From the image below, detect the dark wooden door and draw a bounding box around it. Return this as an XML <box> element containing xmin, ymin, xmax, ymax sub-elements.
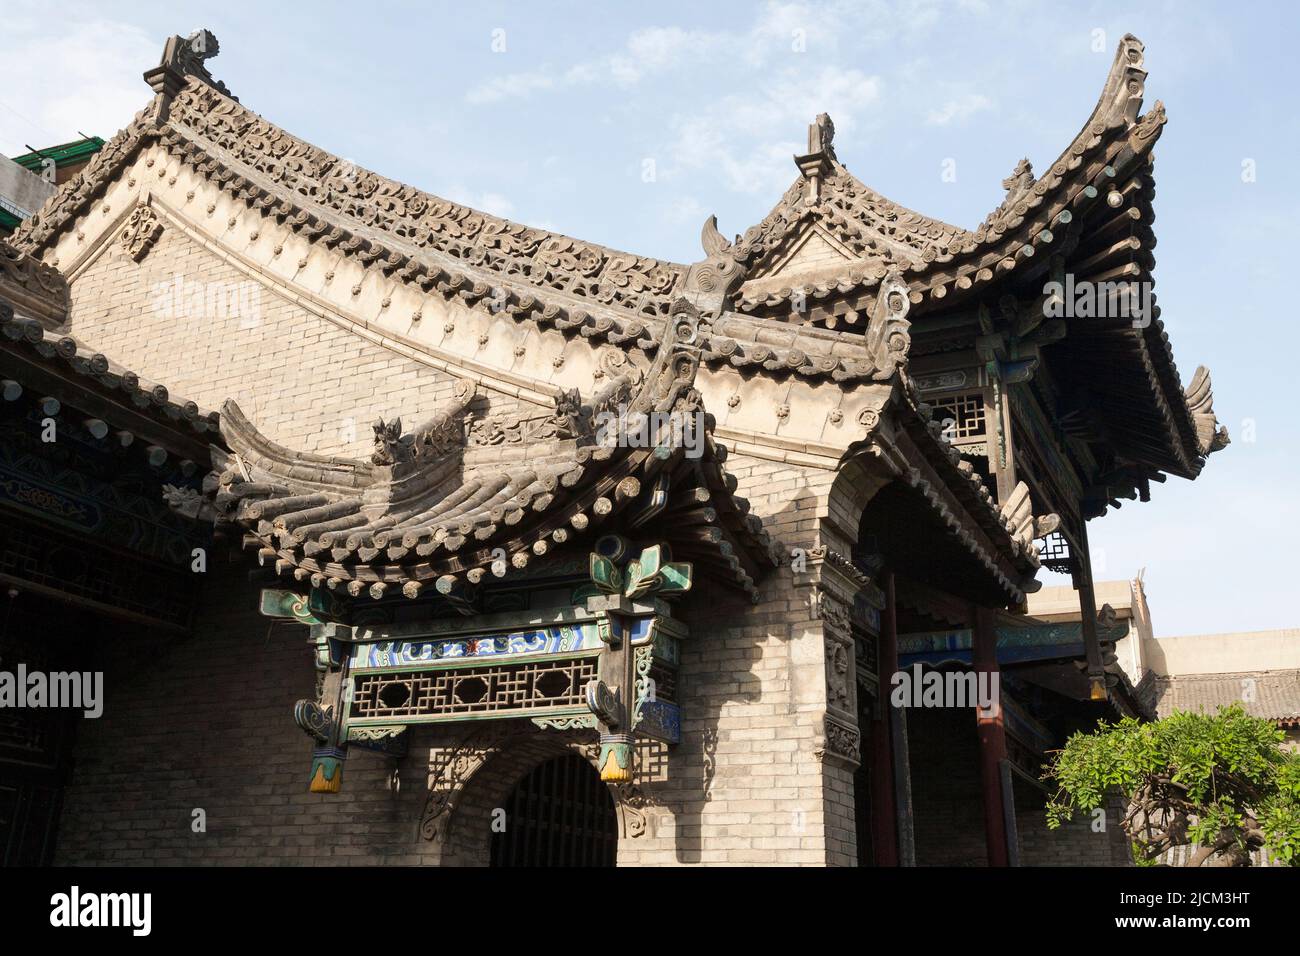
<box><xmin>489</xmin><ymin>753</ymin><xmax>618</xmax><ymax>867</ymax></box>
<box><xmin>0</xmin><ymin>594</ymin><xmax>78</xmax><ymax>867</ymax></box>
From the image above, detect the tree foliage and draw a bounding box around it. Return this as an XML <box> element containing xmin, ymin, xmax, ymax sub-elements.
<box><xmin>1044</xmin><ymin>704</ymin><xmax>1300</xmax><ymax>866</ymax></box>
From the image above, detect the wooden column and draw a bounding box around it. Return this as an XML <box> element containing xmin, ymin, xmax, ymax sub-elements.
<box><xmin>972</xmin><ymin>604</ymin><xmax>1011</xmax><ymax>867</ymax></box>
<box><xmin>869</xmin><ymin>570</ymin><xmax>900</xmax><ymax>866</ymax></box>
<box><xmin>1071</xmin><ymin>521</ymin><xmax>1108</xmax><ymax>701</ymax></box>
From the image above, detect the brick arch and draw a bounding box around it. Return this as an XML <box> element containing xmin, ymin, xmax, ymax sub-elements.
<box><xmin>818</xmin><ymin>448</ymin><xmax>898</xmax><ymax>558</ymax></box>
<box><xmin>806</xmin><ymin>446</ymin><xmax>905</xmax><ymax>866</ymax></box>
<box><xmin>437</xmin><ymin>730</ymin><xmax>613</xmax><ymax>866</ymax></box>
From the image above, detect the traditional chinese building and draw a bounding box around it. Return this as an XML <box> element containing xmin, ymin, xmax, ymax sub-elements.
<box><xmin>0</xmin><ymin>30</ymin><xmax>1226</xmax><ymax>866</ymax></box>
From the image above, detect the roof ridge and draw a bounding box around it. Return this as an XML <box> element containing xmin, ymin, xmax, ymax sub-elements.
<box><xmin>199</xmin><ymin>302</ymin><xmax>783</xmax><ymax>600</ymax></box>
<box><xmin>979</xmin><ymin>34</ymin><xmax>1149</xmax><ymax>233</ymax></box>
<box><xmin>165</xmin><ymin>78</ymin><xmax>687</xmax><ymax>320</ymax></box>
<box><xmin>731</xmin><ymin>160</ymin><xmax>974</xmax><ymax>279</ymax></box>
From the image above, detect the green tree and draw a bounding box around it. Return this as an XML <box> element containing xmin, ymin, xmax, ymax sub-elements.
<box><xmin>1044</xmin><ymin>704</ymin><xmax>1300</xmax><ymax>866</ymax></box>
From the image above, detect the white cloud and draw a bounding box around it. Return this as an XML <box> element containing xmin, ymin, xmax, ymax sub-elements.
<box><xmin>463</xmin><ymin>1</ymin><xmax>875</xmax><ymax>106</ymax></box>
<box><xmin>0</xmin><ymin>17</ymin><xmax>156</xmax><ymax>156</ymax></box>
<box><xmin>466</xmin><ymin>25</ymin><xmax>734</xmax><ymax>105</ymax></box>
<box><xmin>452</xmin><ymin>190</ymin><xmax>515</xmax><ymax>219</ymax></box>
<box><xmin>925</xmin><ymin>92</ymin><xmax>994</xmax><ymax>126</ymax></box>
<box><xmin>661</xmin><ymin>195</ymin><xmax>708</xmax><ymax>226</ymax></box>
<box><xmin>660</xmin><ymin>66</ymin><xmax>883</xmax><ymax>195</ymax></box>
<box><xmin>465</xmin><ymin>71</ymin><xmax>556</xmax><ymax>106</ymax></box>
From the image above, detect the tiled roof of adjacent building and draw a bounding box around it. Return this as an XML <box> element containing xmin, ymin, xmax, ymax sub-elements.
<box><xmin>1146</xmin><ymin>670</ymin><xmax>1300</xmax><ymax>725</ymax></box>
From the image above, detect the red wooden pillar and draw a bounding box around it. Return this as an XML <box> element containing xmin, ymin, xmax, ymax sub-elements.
<box><xmin>972</xmin><ymin>605</ymin><xmax>1010</xmax><ymax>867</ymax></box>
<box><xmin>869</xmin><ymin>570</ymin><xmax>900</xmax><ymax>865</ymax></box>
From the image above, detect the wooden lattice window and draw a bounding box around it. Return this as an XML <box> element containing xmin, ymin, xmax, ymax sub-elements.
<box><xmin>928</xmin><ymin>391</ymin><xmax>986</xmax><ymax>440</ymax></box>
<box><xmin>350</xmin><ymin>656</ymin><xmax>599</xmax><ymax>721</ymax></box>
<box><xmin>1038</xmin><ymin>532</ymin><xmax>1073</xmax><ymax>574</ymax></box>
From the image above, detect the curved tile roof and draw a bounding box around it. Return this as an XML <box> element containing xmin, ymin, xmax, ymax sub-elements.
<box><xmin>4</xmin><ymin>29</ymin><xmax>1222</xmax><ymax>513</ymax></box>
<box><xmin>733</xmin><ymin>35</ymin><xmax>1158</xmax><ymax>318</ymax></box>
<box><xmin>1147</xmin><ymin>671</ymin><xmax>1300</xmax><ymax>724</ymax></box>
<box><xmin>0</xmin><ymin>293</ymin><xmax>221</xmax><ymax>453</ymax></box>
<box><xmin>203</xmin><ymin>301</ymin><xmax>783</xmax><ymax>601</ymax></box>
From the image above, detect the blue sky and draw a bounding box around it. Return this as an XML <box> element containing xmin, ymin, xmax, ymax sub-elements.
<box><xmin>1</xmin><ymin>0</ymin><xmax>1296</xmax><ymax>635</ymax></box>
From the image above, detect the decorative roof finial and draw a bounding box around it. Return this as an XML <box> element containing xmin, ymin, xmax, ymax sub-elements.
<box><xmin>794</xmin><ymin>113</ymin><xmax>837</xmax><ymax>205</ymax></box>
<box><xmin>1001</xmin><ymin>158</ymin><xmax>1034</xmax><ymax>201</ymax></box>
<box><xmin>144</xmin><ymin>28</ymin><xmax>235</xmax><ymax>111</ymax></box>
<box><xmin>809</xmin><ymin>113</ymin><xmax>836</xmax><ymax>160</ymax></box>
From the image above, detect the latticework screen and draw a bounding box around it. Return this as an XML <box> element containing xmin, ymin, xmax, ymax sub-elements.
<box><xmin>351</xmin><ymin>656</ymin><xmax>599</xmax><ymax>721</ymax></box>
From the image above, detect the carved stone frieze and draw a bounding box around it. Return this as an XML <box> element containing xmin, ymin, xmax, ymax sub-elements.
<box><xmin>817</xmin><ymin>713</ymin><xmax>861</xmax><ymax>768</ymax></box>
<box><xmin>609</xmin><ymin>782</ymin><xmax>655</xmax><ymax>839</ymax></box>
<box><xmin>119</xmin><ymin>205</ymin><xmax>163</xmax><ymax>261</ymax></box>
<box><xmin>825</xmin><ymin>637</ymin><xmax>853</xmax><ymax>713</ymax></box>
<box><xmin>817</xmin><ymin>591</ymin><xmax>852</xmax><ymax>642</ymax></box>
<box><xmin>164</xmin><ymin>82</ymin><xmax>683</xmax><ymax>320</ymax></box>
<box><xmin>465</xmin><ymin>390</ymin><xmax>586</xmax><ymax>447</ymax></box>
<box><xmin>418</xmin><ymin>724</ymin><xmax>518</xmax><ymax>843</ymax></box>
<box><xmin>161</xmin><ymin>483</ymin><xmax>216</xmax><ymax>522</ymax></box>
<box><xmin>804</xmin><ymin>548</ymin><xmax>875</xmax><ymax>727</ymax></box>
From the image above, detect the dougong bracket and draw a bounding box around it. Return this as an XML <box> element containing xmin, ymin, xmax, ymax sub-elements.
<box><xmin>585</xmin><ymin>535</ymin><xmax>692</xmax><ymax>781</ymax></box>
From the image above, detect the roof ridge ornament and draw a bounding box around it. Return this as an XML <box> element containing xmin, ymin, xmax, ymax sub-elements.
<box><xmin>1000</xmin><ymin>481</ymin><xmax>1060</xmax><ymax>557</ymax></box>
<box><xmin>981</xmin><ymin>157</ymin><xmax>1037</xmax><ymax>230</ymax></box>
<box><xmin>1099</xmin><ymin>33</ymin><xmax>1146</xmax><ymax>129</ymax></box>
<box><xmin>682</xmin><ymin>215</ymin><xmax>747</xmax><ymax>313</ymax></box>
<box><xmin>144</xmin><ymin>28</ymin><xmax>235</xmax><ymax>116</ymax></box>
<box><xmin>1002</xmin><ymin>158</ymin><xmax>1035</xmax><ymax>203</ymax></box>
<box><xmin>627</xmin><ymin>298</ymin><xmax>704</xmax><ymax>416</ymax></box>
<box><xmin>793</xmin><ymin>113</ymin><xmax>837</xmax><ymax>205</ymax></box>
<box><xmin>1185</xmin><ymin>366</ymin><xmax>1230</xmax><ymax>456</ymax></box>
<box><xmin>863</xmin><ymin>270</ymin><xmax>911</xmax><ymax>380</ymax></box>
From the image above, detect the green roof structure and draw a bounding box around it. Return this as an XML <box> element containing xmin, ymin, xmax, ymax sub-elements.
<box><xmin>11</xmin><ymin>136</ymin><xmax>105</xmax><ymax>173</ymax></box>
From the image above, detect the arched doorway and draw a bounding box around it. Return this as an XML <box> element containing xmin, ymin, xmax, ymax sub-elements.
<box><xmin>489</xmin><ymin>753</ymin><xmax>618</xmax><ymax>867</ymax></box>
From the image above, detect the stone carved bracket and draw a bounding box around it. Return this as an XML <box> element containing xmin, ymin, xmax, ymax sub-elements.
<box><xmin>610</xmin><ymin>782</ymin><xmax>655</xmax><ymax>839</ymax></box>
<box><xmin>1001</xmin><ymin>480</ymin><xmax>1060</xmax><ymax>559</ymax></box>
<box><xmin>418</xmin><ymin>724</ymin><xmax>520</xmax><ymax>843</ymax></box>
<box><xmin>816</xmin><ymin>713</ymin><xmax>862</xmax><ymax>769</ymax></box>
